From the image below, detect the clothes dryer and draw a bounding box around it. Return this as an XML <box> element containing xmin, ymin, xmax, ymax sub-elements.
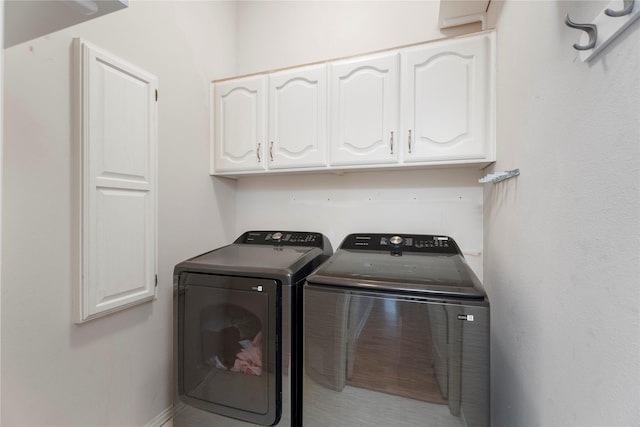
<box><xmin>174</xmin><ymin>231</ymin><xmax>332</xmax><ymax>426</ymax></box>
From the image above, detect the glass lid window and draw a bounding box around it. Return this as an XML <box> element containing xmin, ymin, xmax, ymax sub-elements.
<box><xmin>179</xmin><ymin>275</ymin><xmax>278</xmax><ymax>421</ymax></box>
<box><xmin>320</xmin><ymin>251</ymin><xmax>475</xmax><ymax>287</ymax></box>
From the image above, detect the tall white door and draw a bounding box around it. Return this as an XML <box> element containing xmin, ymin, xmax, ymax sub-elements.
<box><xmin>213</xmin><ymin>76</ymin><xmax>267</xmax><ymax>172</ymax></box>
<box><xmin>401</xmin><ymin>32</ymin><xmax>495</xmax><ymax>163</ymax></box>
<box><xmin>329</xmin><ymin>51</ymin><xmax>400</xmax><ymax>166</ymax></box>
<box><xmin>76</xmin><ymin>39</ymin><xmax>158</xmax><ymax>322</ymax></box>
<box><xmin>268</xmin><ymin>64</ymin><xmax>327</xmax><ymax>169</ymax></box>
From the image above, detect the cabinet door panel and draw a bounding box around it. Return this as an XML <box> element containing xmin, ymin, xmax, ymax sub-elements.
<box><xmin>330</xmin><ymin>52</ymin><xmax>399</xmax><ymax>166</ymax></box>
<box><xmin>402</xmin><ymin>32</ymin><xmax>495</xmax><ymax>163</ymax></box>
<box><xmin>76</xmin><ymin>39</ymin><xmax>157</xmax><ymax>323</ymax></box>
<box><xmin>213</xmin><ymin>76</ymin><xmax>266</xmax><ymax>172</ymax></box>
<box><xmin>268</xmin><ymin>64</ymin><xmax>327</xmax><ymax>169</ymax></box>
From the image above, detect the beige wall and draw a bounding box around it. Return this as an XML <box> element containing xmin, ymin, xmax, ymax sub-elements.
<box><xmin>4</xmin><ymin>1</ymin><xmax>637</xmax><ymax>426</ymax></box>
<box><xmin>2</xmin><ymin>2</ymin><xmax>236</xmax><ymax>425</ymax></box>
<box><xmin>233</xmin><ymin>1</ymin><xmax>486</xmax><ymax>278</ymax></box>
<box><xmin>234</xmin><ymin>1</ymin><xmax>640</xmax><ymax>426</ymax></box>
<box><xmin>485</xmin><ymin>1</ymin><xmax>640</xmax><ymax>425</ymax></box>
<box><xmin>0</xmin><ymin>3</ymin><xmax>3</xmax><ymax>423</ymax></box>
<box><xmin>235</xmin><ymin>0</ymin><xmax>480</xmax><ymax>76</ymax></box>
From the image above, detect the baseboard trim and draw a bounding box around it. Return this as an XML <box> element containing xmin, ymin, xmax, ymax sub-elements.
<box><xmin>172</xmin><ymin>401</ymin><xmax>187</xmax><ymax>417</ymax></box>
<box><xmin>144</xmin><ymin>406</ymin><xmax>173</xmax><ymax>427</ymax></box>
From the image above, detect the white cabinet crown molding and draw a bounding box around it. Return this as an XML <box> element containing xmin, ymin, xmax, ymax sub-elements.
<box><xmin>438</xmin><ymin>0</ymin><xmax>490</xmax><ymax>29</ymax></box>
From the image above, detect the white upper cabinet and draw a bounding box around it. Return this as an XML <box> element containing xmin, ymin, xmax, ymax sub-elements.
<box><xmin>213</xmin><ymin>75</ymin><xmax>267</xmax><ymax>172</ymax></box>
<box><xmin>268</xmin><ymin>64</ymin><xmax>328</xmax><ymax>169</ymax></box>
<box><xmin>210</xmin><ymin>30</ymin><xmax>495</xmax><ymax>176</ymax></box>
<box><xmin>329</xmin><ymin>51</ymin><xmax>400</xmax><ymax>166</ymax></box>
<box><xmin>401</xmin><ymin>31</ymin><xmax>495</xmax><ymax>164</ymax></box>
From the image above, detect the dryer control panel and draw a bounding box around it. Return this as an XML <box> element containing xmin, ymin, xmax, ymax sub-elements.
<box><xmin>235</xmin><ymin>230</ymin><xmax>329</xmax><ymax>249</ymax></box>
<box><xmin>340</xmin><ymin>233</ymin><xmax>460</xmax><ymax>254</ymax></box>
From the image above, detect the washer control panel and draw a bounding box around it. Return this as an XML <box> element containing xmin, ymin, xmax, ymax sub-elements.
<box><xmin>236</xmin><ymin>230</ymin><xmax>326</xmax><ymax>248</ymax></box>
<box><xmin>341</xmin><ymin>233</ymin><xmax>459</xmax><ymax>254</ymax></box>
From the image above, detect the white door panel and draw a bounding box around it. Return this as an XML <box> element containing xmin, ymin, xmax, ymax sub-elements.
<box><xmin>76</xmin><ymin>39</ymin><xmax>158</xmax><ymax>322</ymax></box>
<box><xmin>268</xmin><ymin>64</ymin><xmax>327</xmax><ymax>169</ymax></box>
<box><xmin>213</xmin><ymin>76</ymin><xmax>266</xmax><ymax>172</ymax></box>
<box><xmin>330</xmin><ymin>52</ymin><xmax>399</xmax><ymax>165</ymax></box>
<box><xmin>402</xmin><ymin>32</ymin><xmax>494</xmax><ymax>162</ymax></box>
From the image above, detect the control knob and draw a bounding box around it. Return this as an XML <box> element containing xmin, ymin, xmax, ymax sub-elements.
<box><xmin>272</xmin><ymin>232</ymin><xmax>283</xmax><ymax>242</ymax></box>
<box><xmin>389</xmin><ymin>235</ymin><xmax>403</xmax><ymax>247</ymax></box>
<box><xmin>389</xmin><ymin>235</ymin><xmax>403</xmax><ymax>256</ymax></box>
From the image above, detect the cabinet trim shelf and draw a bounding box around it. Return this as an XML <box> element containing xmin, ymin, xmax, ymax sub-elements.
<box><xmin>211</xmin><ymin>159</ymin><xmax>495</xmax><ymax>180</ymax></box>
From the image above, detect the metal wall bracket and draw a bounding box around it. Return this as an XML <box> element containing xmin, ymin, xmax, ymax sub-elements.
<box><xmin>479</xmin><ymin>169</ymin><xmax>520</xmax><ymax>184</ymax></box>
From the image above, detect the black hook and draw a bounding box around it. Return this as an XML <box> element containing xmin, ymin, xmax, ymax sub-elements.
<box><xmin>605</xmin><ymin>0</ymin><xmax>635</xmax><ymax>17</ymax></box>
<box><xmin>565</xmin><ymin>14</ymin><xmax>598</xmax><ymax>50</ymax></box>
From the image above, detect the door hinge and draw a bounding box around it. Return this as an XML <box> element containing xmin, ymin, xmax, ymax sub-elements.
<box><xmin>155</xmin><ymin>89</ymin><xmax>158</xmax><ymax>102</ymax></box>
<box><xmin>155</xmin><ymin>274</ymin><xmax>158</xmax><ymax>287</ymax></box>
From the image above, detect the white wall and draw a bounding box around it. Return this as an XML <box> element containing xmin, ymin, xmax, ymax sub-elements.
<box><xmin>235</xmin><ymin>0</ymin><xmax>480</xmax><ymax>76</ymax></box>
<box><xmin>0</xmin><ymin>2</ymin><xmax>4</xmax><ymax>422</ymax></box>
<box><xmin>234</xmin><ymin>2</ymin><xmax>640</xmax><ymax>426</ymax></box>
<box><xmin>6</xmin><ymin>2</ymin><xmax>636</xmax><ymax>426</ymax></box>
<box><xmin>485</xmin><ymin>1</ymin><xmax>640</xmax><ymax>425</ymax></box>
<box><xmin>233</xmin><ymin>1</ymin><xmax>486</xmax><ymax>278</ymax></box>
<box><xmin>2</xmin><ymin>1</ymin><xmax>236</xmax><ymax>425</ymax></box>
<box><xmin>235</xmin><ymin>170</ymin><xmax>485</xmax><ymax>275</ymax></box>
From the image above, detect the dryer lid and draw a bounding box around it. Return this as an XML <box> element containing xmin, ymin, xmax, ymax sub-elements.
<box><xmin>183</xmin><ymin>244</ymin><xmax>324</xmax><ymax>273</ymax></box>
<box><xmin>175</xmin><ymin>230</ymin><xmax>332</xmax><ymax>279</ymax></box>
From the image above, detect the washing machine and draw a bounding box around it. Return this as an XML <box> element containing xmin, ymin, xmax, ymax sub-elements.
<box><xmin>174</xmin><ymin>230</ymin><xmax>332</xmax><ymax>427</ymax></box>
<box><xmin>303</xmin><ymin>233</ymin><xmax>489</xmax><ymax>427</ymax></box>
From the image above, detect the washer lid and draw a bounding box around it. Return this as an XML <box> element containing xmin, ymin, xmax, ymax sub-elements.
<box><xmin>183</xmin><ymin>244</ymin><xmax>324</xmax><ymax>274</ymax></box>
<box><xmin>307</xmin><ymin>249</ymin><xmax>485</xmax><ymax>299</ymax></box>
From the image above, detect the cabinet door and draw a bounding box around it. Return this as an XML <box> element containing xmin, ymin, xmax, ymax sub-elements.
<box><xmin>213</xmin><ymin>76</ymin><xmax>266</xmax><ymax>172</ymax></box>
<box><xmin>75</xmin><ymin>39</ymin><xmax>158</xmax><ymax>323</ymax></box>
<box><xmin>330</xmin><ymin>52</ymin><xmax>400</xmax><ymax>166</ymax></box>
<box><xmin>268</xmin><ymin>64</ymin><xmax>327</xmax><ymax>169</ymax></box>
<box><xmin>401</xmin><ymin>32</ymin><xmax>495</xmax><ymax>163</ymax></box>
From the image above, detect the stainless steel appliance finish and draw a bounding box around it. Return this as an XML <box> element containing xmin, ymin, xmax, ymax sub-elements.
<box><xmin>174</xmin><ymin>231</ymin><xmax>332</xmax><ymax>427</ymax></box>
<box><xmin>303</xmin><ymin>233</ymin><xmax>489</xmax><ymax>427</ymax></box>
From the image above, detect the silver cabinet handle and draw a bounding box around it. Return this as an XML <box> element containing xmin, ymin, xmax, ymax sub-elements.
<box><xmin>270</xmin><ymin>141</ymin><xmax>274</xmax><ymax>162</ymax></box>
<box><xmin>257</xmin><ymin>143</ymin><xmax>261</xmax><ymax>163</ymax></box>
<box><xmin>408</xmin><ymin>130</ymin><xmax>412</xmax><ymax>154</ymax></box>
<box><xmin>390</xmin><ymin>131</ymin><xmax>394</xmax><ymax>154</ymax></box>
